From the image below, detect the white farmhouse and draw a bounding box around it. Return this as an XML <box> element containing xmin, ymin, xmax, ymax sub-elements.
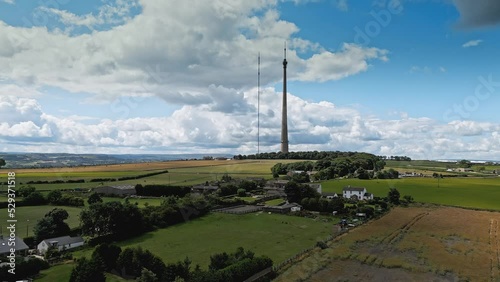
<box><xmin>342</xmin><ymin>186</ymin><xmax>373</xmax><ymax>201</ymax></box>
<box><xmin>37</xmin><ymin>236</ymin><xmax>84</xmax><ymax>255</ymax></box>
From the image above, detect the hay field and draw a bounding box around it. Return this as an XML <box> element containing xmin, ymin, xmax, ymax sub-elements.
<box><xmin>5</xmin><ymin>159</ymin><xmax>300</xmax><ymax>190</ymax></box>
<box><xmin>276</xmin><ymin>206</ymin><xmax>500</xmax><ymax>281</ymax></box>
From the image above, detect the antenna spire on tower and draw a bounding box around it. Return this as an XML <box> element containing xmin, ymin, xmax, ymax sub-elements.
<box><xmin>257</xmin><ymin>52</ymin><xmax>260</xmax><ymax>155</ymax></box>
<box><xmin>284</xmin><ymin>41</ymin><xmax>287</xmax><ymax>59</ymax></box>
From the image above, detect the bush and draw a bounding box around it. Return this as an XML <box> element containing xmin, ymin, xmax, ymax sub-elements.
<box><xmin>316</xmin><ymin>241</ymin><xmax>328</xmax><ymax>249</ymax></box>
<box><xmin>237</xmin><ymin>189</ymin><xmax>246</xmax><ymax>197</ymax></box>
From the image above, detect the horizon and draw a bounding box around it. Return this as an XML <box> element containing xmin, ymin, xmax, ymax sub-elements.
<box><xmin>1</xmin><ymin>151</ymin><xmax>499</xmax><ymax>164</ymax></box>
<box><xmin>1</xmin><ymin>0</ymin><xmax>500</xmax><ymax>160</ymax></box>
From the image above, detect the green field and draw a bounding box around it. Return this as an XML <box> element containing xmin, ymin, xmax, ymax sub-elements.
<box><xmin>265</xmin><ymin>198</ymin><xmax>285</xmax><ymax>206</ymax></box>
<box><xmin>72</xmin><ymin>212</ymin><xmax>334</xmax><ymax>268</ymax></box>
<box><xmin>0</xmin><ymin>206</ymin><xmax>82</xmax><ymax>237</ymax></box>
<box><xmin>3</xmin><ymin>160</ymin><xmax>293</xmax><ymax>191</ymax></box>
<box><xmin>322</xmin><ymin>177</ymin><xmax>500</xmax><ymax>210</ymax></box>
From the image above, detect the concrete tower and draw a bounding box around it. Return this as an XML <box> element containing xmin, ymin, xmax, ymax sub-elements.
<box><xmin>281</xmin><ymin>43</ymin><xmax>289</xmax><ymax>153</ymax></box>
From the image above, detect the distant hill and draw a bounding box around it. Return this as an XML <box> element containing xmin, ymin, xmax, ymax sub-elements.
<box><xmin>0</xmin><ymin>153</ymin><xmax>233</xmax><ymax>168</ymax></box>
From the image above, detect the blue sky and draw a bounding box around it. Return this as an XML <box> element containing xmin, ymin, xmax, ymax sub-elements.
<box><xmin>0</xmin><ymin>0</ymin><xmax>500</xmax><ymax>159</ymax></box>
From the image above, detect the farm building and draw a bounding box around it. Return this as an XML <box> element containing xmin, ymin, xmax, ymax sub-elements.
<box><xmin>263</xmin><ymin>202</ymin><xmax>302</xmax><ymax>214</ymax></box>
<box><xmin>37</xmin><ymin>236</ymin><xmax>84</xmax><ymax>255</ymax></box>
<box><xmin>266</xmin><ymin>180</ymin><xmax>289</xmax><ymax>189</ymax></box>
<box><xmin>93</xmin><ymin>185</ymin><xmax>136</xmax><ymax>196</ymax></box>
<box><xmin>0</xmin><ymin>236</ymin><xmax>29</xmax><ymax>255</ymax></box>
<box><xmin>342</xmin><ymin>186</ymin><xmax>373</xmax><ymax>201</ymax></box>
<box><xmin>322</xmin><ymin>192</ymin><xmax>338</xmax><ymax>199</ymax></box>
<box><xmin>191</xmin><ymin>184</ymin><xmax>219</xmax><ymax>194</ymax></box>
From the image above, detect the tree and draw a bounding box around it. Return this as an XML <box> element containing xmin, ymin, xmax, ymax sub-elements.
<box><xmin>403</xmin><ymin>195</ymin><xmax>414</xmax><ymax>203</ymax></box>
<box><xmin>237</xmin><ymin>189</ymin><xmax>246</xmax><ymax>197</ymax></box>
<box><xmin>284</xmin><ymin>181</ymin><xmax>320</xmax><ymax>203</ymax></box>
<box><xmin>80</xmin><ymin>202</ymin><xmax>145</xmax><ymax>238</ymax></box>
<box><xmin>0</xmin><ymin>158</ymin><xmax>5</xmax><ymax>168</ymax></box>
<box><xmin>458</xmin><ymin>159</ymin><xmax>472</xmax><ymax>168</ymax></box>
<box><xmin>136</xmin><ymin>268</ymin><xmax>158</xmax><ymax>282</ymax></box>
<box><xmin>116</xmin><ymin>247</ymin><xmax>167</xmax><ymax>280</ymax></box>
<box><xmin>356</xmin><ymin>168</ymin><xmax>370</xmax><ymax>179</ymax></box>
<box><xmin>69</xmin><ymin>257</ymin><xmax>105</xmax><ymax>282</ymax></box>
<box><xmin>34</xmin><ymin>208</ymin><xmax>71</xmax><ymax>242</ymax></box>
<box><xmin>239</xmin><ymin>180</ymin><xmax>258</xmax><ymax>192</ymax></box>
<box><xmin>23</xmin><ymin>191</ymin><xmax>47</xmax><ymax>205</ymax></box>
<box><xmin>388</xmin><ymin>188</ymin><xmax>400</xmax><ymax>205</ymax></box>
<box><xmin>328</xmin><ymin>197</ymin><xmax>345</xmax><ymax>214</ymax></box>
<box><xmin>47</xmin><ymin>190</ymin><xmax>63</xmax><ymax>204</ymax></box>
<box><xmin>18</xmin><ymin>185</ymin><xmax>36</xmax><ymax>197</ymax></box>
<box><xmin>92</xmin><ymin>243</ymin><xmax>122</xmax><ymax>271</ymax></box>
<box><xmin>291</xmin><ymin>172</ymin><xmax>310</xmax><ymax>183</ymax></box>
<box><xmin>87</xmin><ymin>192</ymin><xmax>103</xmax><ymax>205</ymax></box>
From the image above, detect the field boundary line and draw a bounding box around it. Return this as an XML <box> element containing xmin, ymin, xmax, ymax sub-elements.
<box><xmin>495</xmin><ymin>219</ymin><xmax>499</xmax><ymax>271</ymax></box>
<box><xmin>380</xmin><ymin>212</ymin><xmax>428</xmax><ymax>245</ymax></box>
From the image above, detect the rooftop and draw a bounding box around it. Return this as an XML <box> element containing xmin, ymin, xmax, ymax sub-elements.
<box><xmin>41</xmin><ymin>235</ymin><xmax>84</xmax><ymax>246</ymax></box>
<box><xmin>342</xmin><ymin>186</ymin><xmax>366</xmax><ymax>192</ymax></box>
<box><xmin>0</xmin><ymin>237</ymin><xmax>28</xmax><ymax>254</ymax></box>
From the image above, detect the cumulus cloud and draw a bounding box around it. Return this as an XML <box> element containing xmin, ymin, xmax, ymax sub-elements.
<box><xmin>2</xmin><ymin>95</ymin><xmax>500</xmax><ymax>160</ymax></box>
<box><xmin>39</xmin><ymin>0</ymin><xmax>140</xmax><ymax>31</ymax></box>
<box><xmin>462</xmin><ymin>39</ymin><xmax>483</xmax><ymax>48</ymax></box>
<box><xmin>454</xmin><ymin>0</ymin><xmax>500</xmax><ymax>28</ymax></box>
<box><xmin>0</xmin><ymin>0</ymin><xmax>389</xmax><ymax>110</ymax></box>
<box><xmin>298</xmin><ymin>44</ymin><xmax>388</xmax><ymax>82</ymax></box>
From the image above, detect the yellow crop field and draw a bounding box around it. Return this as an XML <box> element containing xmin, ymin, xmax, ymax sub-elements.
<box><xmin>277</xmin><ymin>206</ymin><xmax>500</xmax><ymax>281</ymax></box>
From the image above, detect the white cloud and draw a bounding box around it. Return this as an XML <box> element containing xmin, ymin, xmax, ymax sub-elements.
<box><xmin>298</xmin><ymin>43</ymin><xmax>388</xmax><ymax>82</ymax></box>
<box><xmin>409</xmin><ymin>65</ymin><xmax>431</xmax><ymax>74</ymax></box>
<box><xmin>462</xmin><ymin>39</ymin><xmax>483</xmax><ymax>48</ymax></box>
<box><xmin>39</xmin><ymin>0</ymin><xmax>140</xmax><ymax>30</ymax></box>
<box><xmin>1</xmin><ymin>0</ymin><xmax>14</xmax><ymax>4</ymax></box>
<box><xmin>0</xmin><ymin>0</ymin><xmax>389</xmax><ymax>109</ymax></box>
<box><xmin>2</xmin><ymin>95</ymin><xmax>500</xmax><ymax>160</ymax></box>
<box><xmin>409</xmin><ymin>66</ymin><xmax>447</xmax><ymax>74</ymax></box>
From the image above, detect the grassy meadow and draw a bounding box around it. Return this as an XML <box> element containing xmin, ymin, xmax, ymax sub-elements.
<box><xmin>0</xmin><ymin>206</ymin><xmax>82</xmax><ymax>237</ymax></box>
<box><xmin>322</xmin><ymin>177</ymin><xmax>500</xmax><ymax>210</ymax></box>
<box><xmin>38</xmin><ymin>210</ymin><xmax>335</xmax><ymax>280</ymax></box>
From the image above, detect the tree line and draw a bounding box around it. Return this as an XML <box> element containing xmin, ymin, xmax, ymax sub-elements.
<box><xmin>70</xmin><ymin>245</ymin><xmax>273</xmax><ymax>282</ymax></box>
<box><xmin>235</xmin><ymin>150</ymin><xmax>386</xmax><ymax>161</ymax></box>
<box><xmin>270</xmin><ymin>152</ymin><xmax>386</xmax><ymax>180</ymax></box>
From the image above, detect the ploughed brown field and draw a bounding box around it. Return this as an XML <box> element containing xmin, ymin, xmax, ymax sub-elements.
<box><xmin>277</xmin><ymin>206</ymin><xmax>500</xmax><ymax>282</ymax></box>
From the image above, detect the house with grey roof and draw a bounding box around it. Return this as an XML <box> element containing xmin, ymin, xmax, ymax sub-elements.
<box><xmin>0</xmin><ymin>236</ymin><xmax>29</xmax><ymax>255</ymax></box>
<box><xmin>37</xmin><ymin>236</ymin><xmax>84</xmax><ymax>255</ymax></box>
